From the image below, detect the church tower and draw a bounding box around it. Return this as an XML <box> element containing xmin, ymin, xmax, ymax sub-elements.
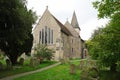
<box><xmin>71</xmin><ymin>11</ymin><xmax>80</xmax><ymax>34</ymax></box>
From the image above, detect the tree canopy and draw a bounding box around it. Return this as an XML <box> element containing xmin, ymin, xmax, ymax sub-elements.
<box><xmin>0</xmin><ymin>0</ymin><xmax>37</xmax><ymax>65</ymax></box>
<box><xmin>86</xmin><ymin>0</ymin><xmax>120</xmax><ymax>71</ymax></box>
<box><xmin>93</xmin><ymin>0</ymin><xmax>120</xmax><ymax>18</ymax></box>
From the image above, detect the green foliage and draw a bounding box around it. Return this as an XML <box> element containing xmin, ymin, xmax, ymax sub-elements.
<box><xmin>89</xmin><ymin>0</ymin><xmax>120</xmax><ymax>71</ymax></box>
<box><xmin>0</xmin><ymin>0</ymin><xmax>37</xmax><ymax>64</ymax></box>
<box><xmin>0</xmin><ymin>51</ymin><xmax>5</xmax><ymax>60</ymax></box>
<box><xmin>87</xmin><ymin>21</ymin><xmax>120</xmax><ymax>71</ymax></box>
<box><xmin>34</xmin><ymin>44</ymin><xmax>54</xmax><ymax>61</ymax></box>
<box><xmin>79</xmin><ymin>59</ymin><xmax>99</xmax><ymax>80</ymax></box>
<box><xmin>86</xmin><ymin>40</ymin><xmax>101</xmax><ymax>59</ymax></box>
<box><xmin>93</xmin><ymin>0</ymin><xmax>120</xmax><ymax>18</ymax></box>
<box><xmin>88</xmin><ymin>67</ymin><xmax>99</xmax><ymax>78</ymax></box>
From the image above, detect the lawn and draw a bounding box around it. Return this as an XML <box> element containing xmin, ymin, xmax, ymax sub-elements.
<box><xmin>0</xmin><ymin>59</ymin><xmax>56</xmax><ymax>79</ymax></box>
<box><xmin>14</xmin><ymin>61</ymin><xmax>81</xmax><ymax>80</ymax></box>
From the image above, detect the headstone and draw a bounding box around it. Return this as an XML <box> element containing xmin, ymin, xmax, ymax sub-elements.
<box><xmin>70</xmin><ymin>64</ymin><xmax>76</xmax><ymax>74</ymax></box>
<box><xmin>37</xmin><ymin>57</ymin><xmax>43</xmax><ymax>63</ymax></box>
<box><xmin>79</xmin><ymin>60</ymin><xmax>84</xmax><ymax>69</ymax></box>
<box><xmin>60</xmin><ymin>59</ymin><xmax>65</xmax><ymax>64</ymax></box>
<box><xmin>30</xmin><ymin>57</ymin><xmax>39</xmax><ymax>67</ymax></box>
<box><xmin>19</xmin><ymin>58</ymin><xmax>24</xmax><ymax>65</ymax></box>
<box><xmin>6</xmin><ymin>59</ymin><xmax>12</xmax><ymax>69</ymax></box>
<box><xmin>0</xmin><ymin>62</ymin><xmax>3</xmax><ymax>70</ymax></box>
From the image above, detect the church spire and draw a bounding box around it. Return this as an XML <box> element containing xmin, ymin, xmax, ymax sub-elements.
<box><xmin>71</xmin><ymin>11</ymin><xmax>80</xmax><ymax>30</ymax></box>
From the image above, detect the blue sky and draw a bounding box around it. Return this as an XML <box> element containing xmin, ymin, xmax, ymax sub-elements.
<box><xmin>27</xmin><ymin>0</ymin><xmax>108</xmax><ymax>40</ymax></box>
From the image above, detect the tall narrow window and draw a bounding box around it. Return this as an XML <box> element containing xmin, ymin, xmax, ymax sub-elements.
<box><xmin>48</xmin><ymin>28</ymin><xmax>50</xmax><ymax>44</ymax></box>
<box><xmin>47</xmin><ymin>27</ymin><xmax>49</xmax><ymax>44</ymax></box>
<box><xmin>45</xmin><ymin>26</ymin><xmax>47</xmax><ymax>44</ymax></box>
<box><xmin>42</xmin><ymin>29</ymin><xmax>44</xmax><ymax>44</ymax></box>
<box><xmin>40</xmin><ymin>27</ymin><xmax>53</xmax><ymax>44</ymax></box>
<box><xmin>39</xmin><ymin>31</ymin><xmax>41</xmax><ymax>44</ymax></box>
<box><xmin>51</xmin><ymin>30</ymin><xmax>53</xmax><ymax>44</ymax></box>
<box><xmin>72</xmin><ymin>48</ymin><xmax>73</xmax><ymax>53</ymax></box>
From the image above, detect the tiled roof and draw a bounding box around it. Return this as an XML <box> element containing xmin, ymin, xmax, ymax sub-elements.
<box><xmin>64</xmin><ymin>21</ymin><xmax>79</xmax><ymax>37</ymax></box>
<box><xmin>34</xmin><ymin>7</ymin><xmax>72</xmax><ymax>36</ymax></box>
<box><xmin>52</xmin><ymin>15</ymin><xmax>72</xmax><ymax>36</ymax></box>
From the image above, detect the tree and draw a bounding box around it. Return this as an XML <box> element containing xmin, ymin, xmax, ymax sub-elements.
<box><xmin>89</xmin><ymin>0</ymin><xmax>120</xmax><ymax>71</ymax></box>
<box><xmin>87</xmin><ymin>22</ymin><xmax>120</xmax><ymax>71</ymax></box>
<box><xmin>34</xmin><ymin>44</ymin><xmax>54</xmax><ymax>62</ymax></box>
<box><xmin>0</xmin><ymin>0</ymin><xmax>37</xmax><ymax>65</ymax></box>
<box><xmin>93</xmin><ymin>0</ymin><xmax>120</xmax><ymax>18</ymax></box>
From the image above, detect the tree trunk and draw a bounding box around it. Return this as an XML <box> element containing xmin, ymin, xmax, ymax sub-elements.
<box><xmin>110</xmin><ymin>63</ymin><xmax>117</xmax><ymax>72</ymax></box>
<box><xmin>9</xmin><ymin>55</ymin><xmax>18</xmax><ymax>65</ymax></box>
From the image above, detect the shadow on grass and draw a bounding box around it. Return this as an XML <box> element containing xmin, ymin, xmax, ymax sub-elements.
<box><xmin>99</xmin><ymin>70</ymin><xmax>120</xmax><ymax>80</ymax></box>
<box><xmin>0</xmin><ymin>60</ymin><xmax>56</xmax><ymax>79</ymax></box>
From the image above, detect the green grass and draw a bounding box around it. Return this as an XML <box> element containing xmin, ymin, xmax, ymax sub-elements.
<box><xmin>70</xmin><ymin>60</ymin><xmax>80</xmax><ymax>65</ymax></box>
<box><xmin>0</xmin><ymin>59</ymin><xmax>56</xmax><ymax>79</ymax></box>
<box><xmin>14</xmin><ymin>61</ymin><xmax>81</xmax><ymax>80</ymax></box>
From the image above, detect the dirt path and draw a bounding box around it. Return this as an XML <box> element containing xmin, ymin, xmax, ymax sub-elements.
<box><xmin>0</xmin><ymin>62</ymin><xmax>61</xmax><ymax>80</ymax></box>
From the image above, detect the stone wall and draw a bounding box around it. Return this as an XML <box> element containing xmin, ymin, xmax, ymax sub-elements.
<box><xmin>33</xmin><ymin>9</ymin><xmax>63</xmax><ymax>61</ymax></box>
<box><xmin>61</xmin><ymin>32</ymin><xmax>70</xmax><ymax>59</ymax></box>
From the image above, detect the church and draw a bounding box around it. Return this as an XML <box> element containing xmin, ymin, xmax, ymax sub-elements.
<box><xmin>32</xmin><ymin>7</ymin><xmax>85</xmax><ymax>61</ymax></box>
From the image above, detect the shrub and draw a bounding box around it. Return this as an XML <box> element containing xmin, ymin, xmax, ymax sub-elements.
<box><xmin>0</xmin><ymin>51</ymin><xmax>5</xmax><ymax>60</ymax></box>
<box><xmin>34</xmin><ymin>44</ymin><xmax>54</xmax><ymax>62</ymax></box>
<box><xmin>116</xmin><ymin>61</ymin><xmax>120</xmax><ymax>72</ymax></box>
<box><xmin>88</xmin><ymin>67</ymin><xmax>99</xmax><ymax>78</ymax></box>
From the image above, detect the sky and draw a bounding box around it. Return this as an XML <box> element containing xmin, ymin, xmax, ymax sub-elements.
<box><xmin>27</xmin><ymin>0</ymin><xmax>109</xmax><ymax>40</ymax></box>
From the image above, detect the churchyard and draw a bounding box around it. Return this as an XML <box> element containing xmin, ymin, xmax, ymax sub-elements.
<box><xmin>13</xmin><ymin>59</ymin><xmax>120</xmax><ymax>80</ymax></box>
<box><xmin>0</xmin><ymin>57</ymin><xmax>56</xmax><ymax>79</ymax></box>
<box><xmin>0</xmin><ymin>55</ymin><xmax>120</xmax><ymax>80</ymax></box>
<box><xmin>0</xmin><ymin>0</ymin><xmax>120</xmax><ymax>80</ymax></box>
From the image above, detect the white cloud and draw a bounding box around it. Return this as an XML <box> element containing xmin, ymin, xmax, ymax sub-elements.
<box><xmin>80</xmin><ymin>18</ymin><xmax>109</xmax><ymax>40</ymax></box>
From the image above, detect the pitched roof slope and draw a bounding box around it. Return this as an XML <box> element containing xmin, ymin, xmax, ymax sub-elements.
<box><xmin>34</xmin><ymin>7</ymin><xmax>72</xmax><ymax>36</ymax></box>
<box><xmin>64</xmin><ymin>21</ymin><xmax>79</xmax><ymax>37</ymax></box>
<box><xmin>71</xmin><ymin>11</ymin><xmax>80</xmax><ymax>30</ymax></box>
<box><xmin>52</xmin><ymin>16</ymin><xmax>72</xmax><ymax>36</ymax></box>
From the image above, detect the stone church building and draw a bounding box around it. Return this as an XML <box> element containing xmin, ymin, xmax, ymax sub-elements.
<box><xmin>32</xmin><ymin>7</ymin><xmax>85</xmax><ymax>61</ymax></box>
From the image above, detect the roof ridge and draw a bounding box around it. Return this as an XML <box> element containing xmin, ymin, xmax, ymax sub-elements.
<box><xmin>52</xmin><ymin>15</ymin><xmax>72</xmax><ymax>36</ymax></box>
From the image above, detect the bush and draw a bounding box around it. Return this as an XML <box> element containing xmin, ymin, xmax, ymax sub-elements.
<box><xmin>88</xmin><ymin>67</ymin><xmax>99</xmax><ymax>78</ymax></box>
<box><xmin>0</xmin><ymin>51</ymin><xmax>5</xmax><ymax>60</ymax></box>
<box><xmin>116</xmin><ymin>61</ymin><xmax>120</xmax><ymax>72</ymax></box>
<box><xmin>34</xmin><ymin>44</ymin><xmax>54</xmax><ymax>62</ymax></box>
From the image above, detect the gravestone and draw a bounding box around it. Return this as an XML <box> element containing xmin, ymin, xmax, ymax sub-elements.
<box><xmin>70</xmin><ymin>64</ymin><xmax>76</xmax><ymax>74</ymax></box>
<box><xmin>0</xmin><ymin>62</ymin><xmax>3</xmax><ymax>70</ymax></box>
<box><xmin>6</xmin><ymin>59</ymin><xmax>12</xmax><ymax>69</ymax></box>
<box><xmin>19</xmin><ymin>58</ymin><xmax>24</xmax><ymax>65</ymax></box>
<box><xmin>30</xmin><ymin>57</ymin><xmax>39</xmax><ymax>67</ymax></box>
<box><xmin>79</xmin><ymin>60</ymin><xmax>84</xmax><ymax>69</ymax></box>
<box><xmin>60</xmin><ymin>59</ymin><xmax>65</xmax><ymax>64</ymax></box>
